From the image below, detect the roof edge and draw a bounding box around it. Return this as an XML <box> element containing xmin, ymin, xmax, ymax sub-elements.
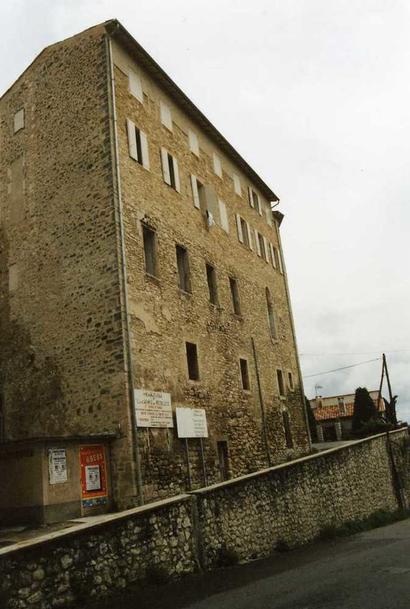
<box><xmin>104</xmin><ymin>19</ymin><xmax>279</xmax><ymax>202</ymax></box>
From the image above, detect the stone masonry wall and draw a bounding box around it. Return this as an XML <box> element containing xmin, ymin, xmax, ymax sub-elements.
<box><xmin>111</xmin><ymin>38</ymin><xmax>309</xmax><ymax>501</ymax></box>
<box><xmin>0</xmin><ymin>27</ymin><xmax>138</xmax><ymax>505</ymax></box>
<box><xmin>0</xmin><ymin>430</ymin><xmax>408</xmax><ymax>609</ymax></box>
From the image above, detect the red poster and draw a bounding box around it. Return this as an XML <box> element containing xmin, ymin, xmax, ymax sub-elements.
<box><xmin>80</xmin><ymin>445</ymin><xmax>108</xmax><ymax>507</ymax></box>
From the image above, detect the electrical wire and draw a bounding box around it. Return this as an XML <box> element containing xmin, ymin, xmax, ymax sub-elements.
<box><xmin>303</xmin><ymin>357</ymin><xmax>381</xmax><ymax>379</ymax></box>
<box><xmin>300</xmin><ymin>349</ymin><xmax>410</xmax><ymax>356</ymax></box>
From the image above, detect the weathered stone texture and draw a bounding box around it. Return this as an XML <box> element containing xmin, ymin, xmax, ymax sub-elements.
<box><xmin>112</xmin><ymin>40</ymin><xmax>309</xmax><ymax>500</ymax></box>
<box><xmin>0</xmin><ymin>430</ymin><xmax>408</xmax><ymax>609</ymax></box>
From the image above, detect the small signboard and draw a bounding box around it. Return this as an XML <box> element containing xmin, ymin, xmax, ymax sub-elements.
<box><xmin>176</xmin><ymin>407</ymin><xmax>208</xmax><ymax>438</ymax></box>
<box><xmin>48</xmin><ymin>448</ymin><xmax>68</xmax><ymax>484</ymax></box>
<box><xmin>134</xmin><ymin>389</ymin><xmax>173</xmax><ymax>428</ymax></box>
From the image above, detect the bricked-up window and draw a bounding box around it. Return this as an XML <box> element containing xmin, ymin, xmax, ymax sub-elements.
<box><xmin>186</xmin><ymin>342</ymin><xmax>199</xmax><ymax>380</ymax></box>
<box><xmin>277</xmin><ymin>369</ymin><xmax>285</xmax><ymax>397</ymax></box>
<box><xmin>229</xmin><ymin>277</ymin><xmax>241</xmax><ymax>315</ymax></box>
<box><xmin>266</xmin><ymin>288</ymin><xmax>277</xmax><ymax>339</ymax></box>
<box><xmin>282</xmin><ymin>411</ymin><xmax>293</xmax><ymax>448</ymax></box>
<box><xmin>176</xmin><ymin>245</ymin><xmax>191</xmax><ymax>293</ymax></box>
<box><xmin>217</xmin><ymin>441</ymin><xmax>230</xmax><ymax>480</ymax></box>
<box><xmin>127</xmin><ymin>119</ymin><xmax>149</xmax><ymax>169</ymax></box>
<box><xmin>142</xmin><ymin>224</ymin><xmax>157</xmax><ymax>277</ymax></box>
<box><xmin>288</xmin><ymin>372</ymin><xmax>294</xmax><ymax>391</ymax></box>
<box><xmin>240</xmin><ymin>358</ymin><xmax>250</xmax><ymax>390</ymax></box>
<box><xmin>206</xmin><ymin>263</ymin><xmax>218</xmax><ymax>305</ymax></box>
<box><xmin>161</xmin><ymin>148</ymin><xmax>180</xmax><ymax>192</ymax></box>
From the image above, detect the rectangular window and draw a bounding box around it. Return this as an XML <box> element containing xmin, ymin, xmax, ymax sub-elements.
<box><xmin>277</xmin><ymin>369</ymin><xmax>285</xmax><ymax>397</ymax></box>
<box><xmin>142</xmin><ymin>224</ymin><xmax>157</xmax><ymax>277</ymax></box>
<box><xmin>240</xmin><ymin>217</ymin><xmax>249</xmax><ymax>247</ymax></box>
<box><xmin>176</xmin><ymin>245</ymin><xmax>191</xmax><ymax>293</ymax></box>
<box><xmin>240</xmin><ymin>358</ymin><xmax>250</xmax><ymax>390</ymax></box>
<box><xmin>160</xmin><ymin>101</ymin><xmax>172</xmax><ymax>131</ymax></box>
<box><xmin>128</xmin><ymin>69</ymin><xmax>143</xmax><ymax>103</ymax></box>
<box><xmin>272</xmin><ymin>245</ymin><xmax>280</xmax><ymax>269</ymax></box>
<box><xmin>248</xmin><ymin>186</ymin><xmax>261</xmax><ymax>213</ymax></box>
<box><xmin>288</xmin><ymin>372</ymin><xmax>294</xmax><ymax>391</ymax></box>
<box><xmin>283</xmin><ymin>411</ymin><xmax>293</xmax><ymax>448</ymax></box>
<box><xmin>217</xmin><ymin>441</ymin><xmax>230</xmax><ymax>481</ymax></box>
<box><xmin>233</xmin><ymin>173</ymin><xmax>241</xmax><ymax>196</ymax></box>
<box><xmin>13</xmin><ymin>108</ymin><xmax>25</xmax><ymax>133</ymax></box>
<box><xmin>213</xmin><ymin>153</ymin><xmax>222</xmax><ymax>177</ymax></box>
<box><xmin>188</xmin><ymin>129</ymin><xmax>199</xmax><ymax>156</ymax></box>
<box><xmin>257</xmin><ymin>233</ymin><xmax>266</xmax><ymax>258</ymax></box>
<box><xmin>127</xmin><ymin>119</ymin><xmax>149</xmax><ymax>169</ymax></box>
<box><xmin>161</xmin><ymin>148</ymin><xmax>180</xmax><ymax>191</ymax></box>
<box><xmin>229</xmin><ymin>277</ymin><xmax>241</xmax><ymax>315</ymax></box>
<box><xmin>206</xmin><ymin>263</ymin><xmax>218</xmax><ymax>305</ymax></box>
<box><xmin>186</xmin><ymin>342</ymin><xmax>199</xmax><ymax>380</ymax></box>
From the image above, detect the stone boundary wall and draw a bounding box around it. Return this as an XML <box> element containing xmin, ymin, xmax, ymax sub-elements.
<box><xmin>0</xmin><ymin>429</ymin><xmax>408</xmax><ymax>608</ymax></box>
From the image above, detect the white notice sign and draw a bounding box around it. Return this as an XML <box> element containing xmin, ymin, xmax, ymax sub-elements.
<box><xmin>176</xmin><ymin>408</ymin><xmax>208</xmax><ymax>438</ymax></box>
<box><xmin>48</xmin><ymin>448</ymin><xmax>68</xmax><ymax>484</ymax></box>
<box><xmin>134</xmin><ymin>389</ymin><xmax>173</xmax><ymax>428</ymax></box>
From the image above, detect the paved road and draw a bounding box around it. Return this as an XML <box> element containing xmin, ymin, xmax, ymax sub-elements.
<box><xmin>97</xmin><ymin>519</ymin><xmax>410</xmax><ymax>609</ymax></box>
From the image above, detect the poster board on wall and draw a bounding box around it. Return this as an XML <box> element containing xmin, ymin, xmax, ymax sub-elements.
<box><xmin>48</xmin><ymin>448</ymin><xmax>68</xmax><ymax>484</ymax></box>
<box><xmin>80</xmin><ymin>445</ymin><xmax>108</xmax><ymax>507</ymax></box>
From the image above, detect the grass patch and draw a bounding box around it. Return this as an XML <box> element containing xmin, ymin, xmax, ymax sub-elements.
<box><xmin>318</xmin><ymin>508</ymin><xmax>410</xmax><ymax>541</ymax></box>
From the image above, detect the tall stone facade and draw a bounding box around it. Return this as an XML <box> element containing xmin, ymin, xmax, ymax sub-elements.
<box><xmin>0</xmin><ymin>20</ymin><xmax>309</xmax><ymax>508</ymax></box>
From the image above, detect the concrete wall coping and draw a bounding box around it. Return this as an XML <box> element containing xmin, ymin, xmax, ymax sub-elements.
<box><xmin>191</xmin><ymin>428</ymin><xmax>408</xmax><ymax>496</ymax></box>
<box><xmin>0</xmin><ymin>493</ymin><xmax>191</xmax><ymax>558</ymax></box>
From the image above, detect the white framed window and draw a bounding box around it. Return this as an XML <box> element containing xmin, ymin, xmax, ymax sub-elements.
<box><xmin>161</xmin><ymin>147</ymin><xmax>180</xmax><ymax>192</ymax></box>
<box><xmin>126</xmin><ymin>119</ymin><xmax>149</xmax><ymax>169</ymax></box>
<box><xmin>128</xmin><ymin>69</ymin><xmax>143</xmax><ymax>103</ymax></box>
<box><xmin>13</xmin><ymin>109</ymin><xmax>25</xmax><ymax>133</ymax></box>
<box><xmin>248</xmin><ymin>186</ymin><xmax>262</xmax><ymax>214</ymax></box>
<box><xmin>188</xmin><ymin>129</ymin><xmax>199</xmax><ymax>156</ymax></box>
<box><xmin>213</xmin><ymin>153</ymin><xmax>222</xmax><ymax>178</ymax></box>
<box><xmin>218</xmin><ymin>200</ymin><xmax>229</xmax><ymax>233</ymax></box>
<box><xmin>160</xmin><ymin>101</ymin><xmax>173</xmax><ymax>131</ymax></box>
<box><xmin>233</xmin><ymin>173</ymin><xmax>242</xmax><ymax>196</ymax></box>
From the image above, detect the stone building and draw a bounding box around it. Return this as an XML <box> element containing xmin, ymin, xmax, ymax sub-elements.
<box><xmin>0</xmin><ymin>19</ymin><xmax>309</xmax><ymax>521</ymax></box>
<box><xmin>310</xmin><ymin>390</ymin><xmax>385</xmax><ymax>442</ymax></box>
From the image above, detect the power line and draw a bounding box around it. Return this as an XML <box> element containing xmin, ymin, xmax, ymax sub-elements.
<box><xmin>303</xmin><ymin>357</ymin><xmax>381</xmax><ymax>379</ymax></box>
<box><xmin>300</xmin><ymin>349</ymin><xmax>410</xmax><ymax>357</ymax></box>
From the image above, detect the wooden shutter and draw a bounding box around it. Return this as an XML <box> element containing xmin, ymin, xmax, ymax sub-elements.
<box><xmin>236</xmin><ymin>214</ymin><xmax>244</xmax><ymax>243</ymax></box>
<box><xmin>266</xmin><ymin>205</ymin><xmax>273</xmax><ymax>226</ymax></box>
<box><xmin>188</xmin><ymin>130</ymin><xmax>199</xmax><ymax>156</ymax></box>
<box><xmin>127</xmin><ymin>119</ymin><xmax>138</xmax><ymax>161</ymax></box>
<box><xmin>140</xmin><ymin>130</ymin><xmax>150</xmax><ymax>170</ymax></box>
<box><xmin>270</xmin><ymin>243</ymin><xmax>276</xmax><ymax>268</ymax></box>
<box><xmin>255</xmin><ymin>229</ymin><xmax>261</xmax><ymax>256</ymax></box>
<box><xmin>257</xmin><ymin>194</ymin><xmax>262</xmax><ymax>215</ymax></box>
<box><xmin>191</xmin><ymin>175</ymin><xmax>200</xmax><ymax>208</ymax></box>
<box><xmin>248</xmin><ymin>186</ymin><xmax>255</xmax><ymax>208</ymax></box>
<box><xmin>161</xmin><ymin>147</ymin><xmax>171</xmax><ymax>185</ymax></box>
<box><xmin>128</xmin><ymin>69</ymin><xmax>143</xmax><ymax>103</ymax></box>
<box><xmin>247</xmin><ymin>222</ymin><xmax>254</xmax><ymax>250</ymax></box>
<box><xmin>263</xmin><ymin>236</ymin><xmax>269</xmax><ymax>262</ymax></box>
<box><xmin>213</xmin><ymin>153</ymin><xmax>222</xmax><ymax>177</ymax></box>
<box><xmin>160</xmin><ymin>101</ymin><xmax>172</xmax><ymax>131</ymax></box>
<box><xmin>219</xmin><ymin>200</ymin><xmax>229</xmax><ymax>232</ymax></box>
<box><xmin>173</xmin><ymin>155</ymin><xmax>180</xmax><ymax>192</ymax></box>
<box><xmin>233</xmin><ymin>174</ymin><xmax>241</xmax><ymax>196</ymax></box>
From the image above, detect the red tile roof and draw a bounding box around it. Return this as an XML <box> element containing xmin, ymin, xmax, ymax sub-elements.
<box><xmin>310</xmin><ymin>391</ymin><xmax>385</xmax><ymax>422</ymax></box>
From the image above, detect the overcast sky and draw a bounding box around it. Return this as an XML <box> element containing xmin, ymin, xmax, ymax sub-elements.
<box><xmin>1</xmin><ymin>0</ymin><xmax>409</xmax><ymax>419</ymax></box>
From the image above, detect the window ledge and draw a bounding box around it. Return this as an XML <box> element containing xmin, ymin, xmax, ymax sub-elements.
<box><xmin>145</xmin><ymin>273</ymin><xmax>160</xmax><ymax>285</ymax></box>
<box><xmin>179</xmin><ymin>289</ymin><xmax>192</xmax><ymax>298</ymax></box>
